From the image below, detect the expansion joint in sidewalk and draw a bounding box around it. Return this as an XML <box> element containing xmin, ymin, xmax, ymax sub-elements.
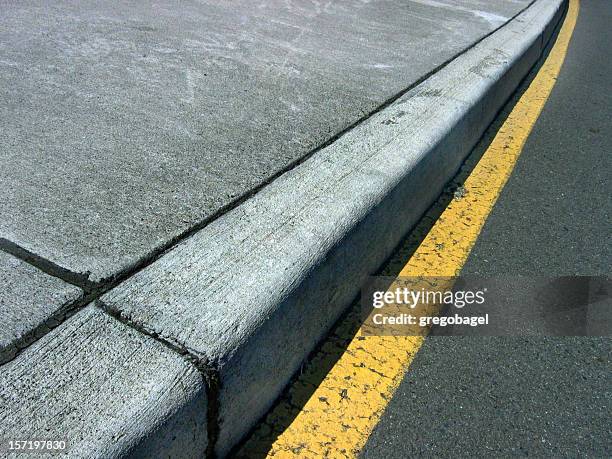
<box><xmin>97</xmin><ymin>299</ymin><xmax>221</xmax><ymax>459</ymax></box>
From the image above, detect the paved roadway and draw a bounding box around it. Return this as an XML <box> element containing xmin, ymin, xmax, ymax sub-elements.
<box><xmin>0</xmin><ymin>0</ymin><xmax>531</xmax><ymax>284</ymax></box>
<box><xmin>361</xmin><ymin>0</ymin><xmax>611</xmax><ymax>456</ymax></box>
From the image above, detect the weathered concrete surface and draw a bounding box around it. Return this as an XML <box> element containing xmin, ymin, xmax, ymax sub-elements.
<box><xmin>101</xmin><ymin>0</ymin><xmax>565</xmax><ymax>455</ymax></box>
<box><xmin>0</xmin><ymin>0</ymin><xmax>530</xmax><ymax>283</ymax></box>
<box><xmin>0</xmin><ymin>306</ymin><xmax>207</xmax><ymax>458</ymax></box>
<box><xmin>0</xmin><ymin>251</ymin><xmax>82</xmax><ymax>364</ymax></box>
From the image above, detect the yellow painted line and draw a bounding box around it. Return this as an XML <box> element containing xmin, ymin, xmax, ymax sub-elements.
<box><xmin>238</xmin><ymin>1</ymin><xmax>579</xmax><ymax>457</ymax></box>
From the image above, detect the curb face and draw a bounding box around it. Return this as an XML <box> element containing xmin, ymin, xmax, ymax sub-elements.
<box><xmin>100</xmin><ymin>0</ymin><xmax>567</xmax><ymax>455</ymax></box>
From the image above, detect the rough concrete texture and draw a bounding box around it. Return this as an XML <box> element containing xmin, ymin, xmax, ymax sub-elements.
<box><xmin>102</xmin><ymin>1</ymin><xmax>565</xmax><ymax>454</ymax></box>
<box><xmin>0</xmin><ymin>306</ymin><xmax>207</xmax><ymax>458</ymax></box>
<box><xmin>0</xmin><ymin>0</ymin><xmax>531</xmax><ymax>283</ymax></box>
<box><xmin>0</xmin><ymin>251</ymin><xmax>82</xmax><ymax>364</ymax></box>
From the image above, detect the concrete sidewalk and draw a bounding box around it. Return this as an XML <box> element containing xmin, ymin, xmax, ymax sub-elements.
<box><xmin>1</xmin><ymin>0</ymin><xmax>529</xmax><ymax>284</ymax></box>
<box><xmin>0</xmin><ymin>0</ymin><xmax>565</xmax><ymax>457</ymax></box>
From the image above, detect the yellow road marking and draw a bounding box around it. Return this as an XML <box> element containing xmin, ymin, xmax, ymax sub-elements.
<box><xmin>238</xmin><ymin>1</ymin><xmax>579</xmax><ymax>457</ymax></box>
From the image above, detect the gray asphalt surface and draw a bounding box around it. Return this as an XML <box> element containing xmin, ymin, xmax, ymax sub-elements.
<box><xmin>0</xmin><ymin>0</ymin><xmax>531</xmax><ymax>284</ymax></box>
<box><xmin>361</xmin><ymin>0</ymin><xmax>611</xmax><ymax>457</ymax></box>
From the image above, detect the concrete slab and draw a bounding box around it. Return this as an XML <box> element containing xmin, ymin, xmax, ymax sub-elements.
<box><xmin>0</xmin><ymin>251</ymin><xmax>82</xmax><ymax>364</ymax></box>
<box><xmin>0</xmin><ymin>0</ymin><xmax>530</xmax><ymax>283</ymax></box>
<box><xmin>0</xmin><ymin>306</ymin><xmax>207</xmax><ymax>458</ymax></box>
<box><xmin>101</xmin><ymin>0</ymin><xmax>565</xmax><ymax>454</ymax></box>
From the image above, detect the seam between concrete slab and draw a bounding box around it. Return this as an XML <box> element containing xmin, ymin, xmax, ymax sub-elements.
<box><xmin>96</xmin><ymin>299</ymin><xmax>221</xmax><ymax>458</ymax></box>
<box><xmin>0</xmin><ymin>293</ymin><xmax>88</xmax><ymax>364</ymax></box>
<box><xmin>0</xmin><ymin>238</ymin><xmax>96</xmax><ymax>291</ymax></box>
<box><xmin>0</xmin><ymin>241</ymin><xmax>97</xmax><ymax>366</ymax></box>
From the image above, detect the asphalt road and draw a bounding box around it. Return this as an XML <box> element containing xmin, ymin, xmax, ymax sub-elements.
<box><xmin>361</xmin><ymin>0</ymin><xmax>611</xmax><ymax>457</ymax></box>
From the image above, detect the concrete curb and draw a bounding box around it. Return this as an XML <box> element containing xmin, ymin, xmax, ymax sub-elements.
<box><xmin>0</xmin><ymin>0</ymin><xmax>567</xmax><ymax>457</ymax></box>
<box><xmin>100</xmin><ymin>0</ymin><xmax>567</xmax><ymax>456</ymax></box>
<box><xmin>0</xmin><ymin>306</ymin><xmax>208</xmax><ymax>458</ymax></box>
